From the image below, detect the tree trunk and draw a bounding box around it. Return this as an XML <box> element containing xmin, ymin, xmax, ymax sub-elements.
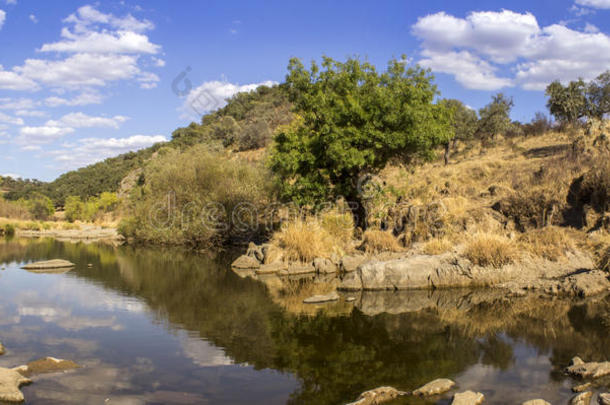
<box><xmin>444</xmin><ymin>141</ymin><xmax>450</xmax><ymax>166</ymax></box>
<box><xmin>347</xmin><ymin>194</ymin><xmax>368</xmax><ymax>231</ymax></box>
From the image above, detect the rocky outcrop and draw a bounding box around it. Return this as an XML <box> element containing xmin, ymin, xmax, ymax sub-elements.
<box><xmin>21</xmin><ymin>259</ymin><xmax>75</xmax><ymax>270</ymax></box>
<box><xmin>340</xmin><ymin>255</ymin><xmax>369</xmax><ymax>273</ymax></box>
<box><xmin>452</xmin><ymin>391</ymin><xmax>485</xmax><ymax>405</ymax></box>
<box><xmin>303</xmin><ymin>291</ymin><xmax>339</xmax><ymax>304</ymax></box>
<box><xmin>599</xmin><ymin>393</ymin><xmax>610</xmax><ymax>405</ymax></box>
<box><xmin>572</xmin><ymin>383</ymin><xmax>592</xmax><ymax>392</ymax></box>
<box><xmin>570</xmin><ymin>391</ymin><xmax>593</xmax><ymax>405</ymax></box>
<box><xmin>412</xmin><ymin>378</ymin><xmax>455</xmax><ymax>396</ymax></box>
<box><xmin>313</xmin><ymin>257</ymin><xmax>337</xmax><ymax>274</ymax></box>
<box><xmin>565</xmin><ymin>357</ymin><xmax>610</xmax><ymax>379</ymax></box>
<box><xmin>345</xmin><ymin>386</ymin><xmax>407</xmax><ymax>405</ymax></box>
<box><xmin>522</xmin><ymin>400</ymin><xmax>551</xmax><ymax>405</ymax></box>
<box><xmin>0</xmin><ymin>367</ymin><xmax>32</xmax><ymax>402</ymax></box>
<box><xmin>231</xmin><ymin>255</ymin><xmax>260</xmax><ymax>270</ymax></box>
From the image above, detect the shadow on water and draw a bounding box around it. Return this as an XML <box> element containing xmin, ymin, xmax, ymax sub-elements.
<box><xmin>0</xmin><ymin>238</ymin><xmax>608</xmax><ymax>404</ymax></box>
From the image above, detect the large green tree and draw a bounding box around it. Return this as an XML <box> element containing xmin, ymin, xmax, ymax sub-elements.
<box><xmin>545</xmin><ymin>79</ymin><xmax>588</xmax><ymax>124</ymax></box>
<box><xmin>476</xmin><ymin>93</ymin><xmax>514</xmax><ymax>141</ymax></box>
<box><xmin>439</xmin><ymin>99</ymin><xmax>478</xmax><ymax>164</ymax></box>
<box><xmin>587</xmin><ymin>71</ymin><xmax>610</xmax><ymax>120</ymax></box>
<box><xmin>270</xmin><ymin>56</ymin><xmax>452</xmax><ymax>226</ymax></box>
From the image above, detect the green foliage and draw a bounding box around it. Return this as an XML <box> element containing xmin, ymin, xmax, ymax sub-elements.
<box><xmin>476</xmin><ymin>93</ymin><xmax>514</xmax><ymax>139</ymax></box>
<box><xmin>522</xmin><ymin>112</ymin><xmax>552</xmax><ymax>137</ymax></box>
<box><xmin>21</xmin><ymin>192</ymin><xmax>54</xmax><ymax>220</ymax></box>
<box><xmin>2</xmin><ymin>223</ymin><xmax>15</xmax><ymax>237</ymax></box>
<box><xmin>587</xmin><ymin>70</ymin><xmax>610</xmax><ymax>120</ymax></box>
<box><xmin>64</xmin><ymin>196</ymin><xmax>84</xmax><ymax>222</ymax></box>
<box><xmin>440</xmin><ymin>99</ymin><xmax>478</xmax><ymax>142</ymax></box>
<box><xmin>270</xmin><ymin>56</ymin><xmax>452</xmax><ymax>213</ymax></box>
<box><xmin>545</xmin><ymin>79</ymin><xmax>588</xmax><ymax>124</ymax></box>
<box><xmin>65</xmin><ymin>192</ymin><xmax>119</xmax><ymax>222</ymax></box>
<box><xmin>121</xmin><ymin>145</ymin><xmax>274</xmax><ymax>247</ymax></box>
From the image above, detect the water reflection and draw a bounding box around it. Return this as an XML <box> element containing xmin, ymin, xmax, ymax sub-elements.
<box><xmin>0</xmin><ymin>238</ymin><xmax>608</xmax><ymax>404</ymax></box>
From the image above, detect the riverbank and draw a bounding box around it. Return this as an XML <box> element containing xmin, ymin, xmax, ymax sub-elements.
<box><xmin>0</xmin><ymin>217</ymin><xmax>123</xmax><ymax>244</ymax></box>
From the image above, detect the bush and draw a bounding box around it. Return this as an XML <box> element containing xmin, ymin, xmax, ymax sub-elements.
<box><xmin>122</xmin><ymin>145</ymin><xmax>274</xmax><ymax>247</ymax></box>
<box><xmin>360</xmin><ymin>229</ymin><xmax>402</xmax><ymax>254</ymax></box>
<box><xmin>21</xmin><ymin>193</ymin><xmax>54</xmax><ymax>220</ymax></box>
<box><xmin>578</xmin><ymin>159</ymin><xmax>610</xmax><ymax>213</ymax></box>
<box><xmin>64</xmin><ymin>196</ymin><xmax>84</xmax><ymax>222</ymax></box>
<box><xmin>464</xmin><ymin>234</ymin><xmax>517</xmax><ymax>268</ymax></box>
<box><xmin>2</xmin><ymin>223</ymin><xmax>15</xmax><ymax>237</ymax></box>
<box><xmin>423</xmin><ymin>238</ymin><xmax>453</xmax><ymax>255</ymax></box>
<box><xmin>0</xmin><ymin>197</ymin><xmax>31</xmax><ymax>219</ymax></box>
<box><xmin>518</xmin><ymin>226</ymin><xmax>575</xmax><ymax>261</ymax></box>
<box><xmin>273</xmin><ymin>219</ymin><xmax>332</xmax><ymax>262</ymax></box>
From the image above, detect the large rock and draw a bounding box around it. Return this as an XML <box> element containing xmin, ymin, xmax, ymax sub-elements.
<box><xmin>452</xmin><ymin>391</ymin><xmax>484</xmax><ymax>405</ymax></box>
<box><xmin>412</xmin><ymin>378</ymin><xmax>456</xmax><ymax>396</ymax></box>
<box><xmin>256</xmin><ymin>262</ymin><xmax>287</xmax><ymax>275</ymax></box>
<box><xmin>599</xmin><ymin>393</ymin><xmax>610</xmax><ymax>405</ymax></box>
<box><xmin>21</xmin><ymin>259</ymin><xmax>75</xmax><ymax>271</ymax></box>
<box><xmin>566</xmin><ymin>357</ymin><xmax>610</xmax><ymax>379</ymax></box>
<box><xmin>246</xmin><ymin>242</ymin><xmax>265</xmax><ymax>262</ymax></box>
<box><xmin>303</xmin><ymin>291</ymin><xmax>339</xmax><ymax>304</ymax></box>
<box><xmin>17</xmin><ymin>357</ymin><xmax>79</xmax><ymax>376</ymax></box>
<box><xmin>0</xmin><ymin>367</ymin><xmax>32</xmax><ymax>402</ymax></box>
<box><xmin>231</xmin><ymin>255</ymin><xmax>260</xmax><ymax>270</ymax></box>
<box><xmin>278</xmin><ymin>263</ymin><xmax>316</xmax><ymax>276</ymax></box>
<box><xmin>340</xmin><ymin>255</ymin><xmax>368</xmax><ymax>273</ymax></box>
<box><xmin>345</xmin><ymin>386</ymin><xmax>406</xmax><ymax>405</ymax></box>
<box><xmin>570</xmin><ymin>392</ymin><xmax>593</xmax><ymax>405</ymax></box>
<box><xmin>313</xmin><ymin>257</ymin><xmax>337</xmax><ymax>274</ymax></box>
<box><xmin>522</xmin><ymin>401</ymin><xmax>551</xmax><ymax>405</ymax></box>
<box><xmin>555</xmin><ymin>271</ymin><xmax>610</xmax><ymax>297</ymax></box>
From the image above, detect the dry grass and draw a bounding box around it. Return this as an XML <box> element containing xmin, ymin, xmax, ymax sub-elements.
<box><xmin>518</xmin><ymin>226</ymin><xmax>576</xmax><ymax>261</ymax></box>
<box><xmin>423</xmin><ymin>237</ymin><xmax>453</xmax><ymax>255</ymax></box>
<box><xmin>464</xmin><ymin>233</ymin><xmax>518</xmax><ymax>268</ymax></box>
<box><xmin>360</xmin><ymin>229</ymin><xmax>402</xmax><ymax>254</ymax></box>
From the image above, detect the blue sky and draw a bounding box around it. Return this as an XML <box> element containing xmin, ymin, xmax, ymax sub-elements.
<box><xmin>0</xmin><ymin>0</ymin><xmax>609</xmax><ymax>181</ymax></box>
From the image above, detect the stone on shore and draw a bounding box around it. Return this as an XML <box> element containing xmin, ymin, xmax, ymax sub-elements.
<box><xmin>18</xmin><ymin>357</ymin><xmax>79</xmax><ymax>376</ymax></box>
<box><xmin>570</xmin><ymin>391</ymin><xmax>592</xmax><ymax>405</ymax></box>
<box><xmin>278</xmin><ymin>263</ymin><xmax>316</xmax><ymax>276</ymax></box>
<box><xmin>231</xmin><ymin>255</ymin><xmax>260</xmax><ymax>270</ymax></box>
<box><xmin>572</xmin><ymin>382</ymin><xmax>592</xmax><ymax>392</ymax></box>
<box><xmin>313</xmin><ymin>257</ymin><xmax>337</xmax><ymax>274</ymax></box>
<box><xmin>598</xmin><ymin>393</ymin><xmax>610</xmax><ymax>405</ymax></box>
<box><xmin>0</xmin><ymin>367</ymin><xmax>32</xmax><ymax>403</ymax></box>
<box><xmin>412</xmin><ymin>378</ymin><xmax>456</xmax><ymax>396</ymax></box>
<box><xmin>345</xmin><ymin>386</ymin><xmax>406</xmax><ymax>405</ymax></box>
<box><xmin>303</xmin><ymin>291</ymin><xmax>339</xmax><ymax>304</ymax></box>
<box><xmin>256</xmin><ymin>262</ymin><xmax>287</xmax><ymax>275</ymax></box>
<box><xmin>522</xmin><ymin>400</ymin><xmax>551</xmax><ymax>405</ymax></box>
<box><xmin>340</xmin><ymin>255</ymin><xmax>368</xmax><ymax>273</ymax></box>
<box><xmin>21</xmin><ymin>259</ymin><xmax>75</xmax><ymax>270</ymax></box>
<box><xmin>452</xmin><ymin>391</ymin><xmax>485</xmax><ymax>405</ymax></box>
<box><xmin>566</xmin><ymin>357</ymin><xmax>610</xmax><ymax>379</ymax></box>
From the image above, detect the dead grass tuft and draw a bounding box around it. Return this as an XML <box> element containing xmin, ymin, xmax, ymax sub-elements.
<box><xmin>423</xmin><ymin>237</ymin><xmax>453</xmax><ymax>255</ymax></box>
<box><xmin>518</xmin><ymin>226</ymin><xmax>576</xmax><ymax>261</ymax></box>
<box><xmin>464</xmin><ymin>233</ymin><xmax>518</xmax><ymax>268</ymax></box>
<box><xmin>360</xmin><ymin>229</ymin><xmax>402</xmax><ymax>254</ymax></box>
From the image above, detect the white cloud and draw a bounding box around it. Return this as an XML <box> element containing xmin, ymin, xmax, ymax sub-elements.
<box><xmin>0</xmin><ymin>65</ymin><xmax>38</xmax><ymax>90</ymax></box>
<box><xmin>46</xmin><ymin>112</ymin><xmax>129</xmax><ymax>129</ymax></box>
<box><xmin>152</xmin><ymin>57</ymin><xmax>165</xmax><ymax>67</ymax></box>
<box><xmin>0</xmin><ymin>112</ymin><xmax>24</xmax><ymax>125</ymax></box>
<box><xmin>29</xmin><ymin>14</ymin><xmax>37</xmax><ymax>24</ymax></box>
<box><xmin>412</xmin><ymin>9</ymin><xmax>610</xmax><ymax>91</ymax></box>
<box><xmin>15</xmin><ymin>109</ymin><xmax>47</xmax><ymax>117</ymax></box>
<box><xmin>575</xmin><ymin>0</ymin><xmax>610</xmax><ymax>8</ymax></box>
<box><xmin>182</xmin><ymin>80</ymin><xmax>277</xmax><ymax>118</ymax></box>
<box><xmin>40</xmin><ymin>30</ymin><xmax>160</xmax><ymax>54</ymax></box>
<box><xmin>0</xmin><ymin>9</ymin><xmax>5</xmax><ymax>30</ymax></box>
<box><xmin>584</xmin><ymin>23</ymin><xmax>600</xmax><ymax>33</ymax></box>
<box><xmin>44</xmin><ymin>92</ymin><xmax>103</xmax><ymax>107</ymax></box>
<box><xmin>64</xmin><ymin>5</ymin><xmax>154</xmax><ymax>33</ymax></box>
<box><xmin>0</xmin><ymin>97</ymin><xmax>37</xmax><ymax>110</ymax></box>
<box><xmin>49</xmin><ymin>134</ymin><xmax>166</xmax><ymax>168</ymax></box>
<box><xmin>16</xmin><ymin>125</ymin><xmax>74</xmax><ymax>144</ymax></box>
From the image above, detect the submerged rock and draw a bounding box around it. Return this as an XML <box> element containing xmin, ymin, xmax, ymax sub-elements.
<box><xmin>570</xmin><ymin>391</ymin><xmax>593</xmax><ymax>405</ymax></box>
<box><xmin>522</xmin><ymin>400</ymin><xmax>551</xmax><ymax>405</ymax></box>
<box><xmin>231</xmin><ymin>255</ymin><xmax>260</xmax><ymax>270</ymax></box>
<box><xmin>566</xmin><ymin>358</ymin><xmax>610</xmax><ymax>379</ymax></box>
<box><xmin>599</xmin><ymin>393</ymin><xmax>610</xmax><ymax>405</ymax></box>
<box><xmin>18</xmin><ymin>357</ymin><xmax>79</xmax><ymax>376</ymax></box>
<box><xmin>0</xmin><ymin>367</ymin><xmax>32</xmax><ymax>402</ymax></box>
<box><xmin>412</xmin><ymin>378</ymin><xmax>456</xmax><ymax>396</ymax></box>
<box><xmin>303</xmin><ymin>291</ymin><xmax>339</xmax><ymax>304</ymax></box>
<box><xmin>345</xmin><ymin>386</ymin><xmax>407</xmax><ymax>405</ymax></box>
<box><xmin>21</xmin><ymin>259</ymin><xmax>75</xmax><ymax>271</ymax></box>
<box><xmin>452</xmin><ymin>391</ymin><xmax>485</xmax><ymax>405</ymax></box>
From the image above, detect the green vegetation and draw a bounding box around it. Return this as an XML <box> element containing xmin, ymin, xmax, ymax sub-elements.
<box><xmin>270</xmin><ymin>56</ymin><xmax>452</xmax><ymax>225</ymax></box>
<box><xmin>64</xmin><ymin>192</ymin><xmax>119</xmax><ymax>222</ymax></box>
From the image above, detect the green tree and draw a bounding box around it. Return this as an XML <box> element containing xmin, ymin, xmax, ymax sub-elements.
<box><xmin>64</xmin><ymin>196</ymin><xmax>84</xmax><ymax>222</ymax></box>
<box><xmin>545</xmin><ymin>79</ymin><xmax>588</xmax><ymax>124</ymax></box>
<box><xmin>587</xmin><ymin>70</ymin><xmax>610</xmax><ymax>120</ymax></box>
<box><xmin>270</xmin><ymin>56</ymin><xmax>452</xmax><ymax>227</ymax></box>
<box><xmin>476</xmin><ymin>93</ymin><xmax>514</xmax><ymax>141</ymax></box>
<box><xmin>23</xmin><ymin>192</ymin><xmax>54</xmax><ymax>220</ymax></box>
<box><xmin>439</xmin><ymin>99</ymin><xmax>478</xmax><ymax>164</ymax></box>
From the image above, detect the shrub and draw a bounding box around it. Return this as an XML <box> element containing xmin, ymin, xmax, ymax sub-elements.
<box><xmin>320</xmin><ymin>209</ymin><xmax>354</xmax><ymax>241</ymax></box>
<box><xmin>272</xmin><ymin>218</ymin><xmax>332</xmax><ymax>262</ymax></box>
<box><xmin>0</xmin><ymin>197</ymin><xmax>31</xmax><ymax>219</ymax></box>
<box><xmin>64</xmin><ymin>196</ymin><xmax>85</xmax><ymax>222</ymax></box>
<box><xmin>578</xmin><ymin>159</ymin><xmax>610</xmax><ymax>213</ymax></box>
<box><xmin>3</xmin><ymin>223</ymin><xmax>15</xmax><ymax>237</ymax></box>
<box><xmin>423</xmin><ymin>238</ymin><xmax>453</xmax><ymax>255</ymax></box>
<box><xmin>464</xmin><ymin>234</ymin><xmax>517</xmax><ymax>268</ymax></box>
<box><xmin>360</xmin><ymin>229</ymin><xmax>402</xmax><ymax>254</ymax></box>
<box><xmin>518</xmin><ymin>226</ymin><xmax>575</xmax><ymax>261</ymax></box>
<box><xmin>22</xmin><ymin>193</ymin><xmax>54</xmax><ymax>220</ymax></box>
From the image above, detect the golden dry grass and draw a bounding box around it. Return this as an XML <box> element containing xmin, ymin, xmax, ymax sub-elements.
<box><xmin>360</xmin><ymin>229</ymin><xmax>402</xmax><ymax>254</ymax></box>
<box><xmin>518</xmin><ymin>226</ymin><xmax>576</xmax><ymax>261</ymax></box>
<box><xmin>464</xmin><ymin>233</ymin><xmax>518</xmax><ymax>268</ymax></box>
<box><xmin>423</xmin><ymin>237</ymin><xmax>453</xmax><ymax>255</ymax></box>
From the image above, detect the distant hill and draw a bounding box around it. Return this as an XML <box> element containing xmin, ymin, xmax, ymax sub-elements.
<box><xmin>2</xmin><ymin>84</ymin><xmax>291</xmax><ymax>205</ymax></box>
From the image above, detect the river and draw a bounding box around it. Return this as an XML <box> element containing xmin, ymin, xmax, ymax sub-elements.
<box><xmin>0</xmin><ymin>238</ymin><xmax>608</xmax><ymax>404</ymax></box>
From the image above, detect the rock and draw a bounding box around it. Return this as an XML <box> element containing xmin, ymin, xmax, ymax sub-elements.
<box><xmin>263</xmin><ymin>245</ymin><xmax>283</xmax><ymax>264</ymax></box>
<box><xmin>303</xmin><ymin>291</ymin><xmax>339</xmax><ymax>304</ymax></box>
<box><xmin>18</xmin><ymin>357</ymin><xmax>79</xmax><ymax>376</ymax></box>
<box><xmin>522</xmin><ymin>400</ymin><xmax>551</xmax><ymax>405</ymax></box>
<box><xmin>0</xmin><ymin>367</ymin><xmax>32</xmax><ymax>402</ymax></box>
<box><xmin>256</xmin><ymin>262</ymin><xmax>287</xmax><ymax>275</ymax></box>
<box><xmin>0</xmin><ymin>342</ymin><xmax>4</xmax><ymax>355</ymax></box>
<box><xmin>231</xmin><ymin>255</ymin><xmax>260</xmax><ymax>270</ymax></box>
<box><xmin>553</xmin><ymin>271</ymin><xmax>610</xmax><ymax>297</ymax></box>
<box><xmin>570</xmin><ymin>391</ymin><xmax>593</xmax><ymax>405</ymax></box>
<box><xmin>599</xmin><ymin>393</ymin><xmax>610</xmax><ymax>405</ymax></box>
<box><xmin>412</xmin><ymin>378</ymin><xmax>456</xmax><ymax>396</ymax></box>
<box><xmin>452</xmin><ymin>391</ymin><xmax>485</xmax><ymax>405</ymax></box>
<box><xmin>571</xmin><ymin>356</ymin><xmax>586</xmax><ymax>366</ymax></box>
<box><xmin>572</xmin><ymin>382</ymin><xmax>592</xmax><ymax>392</ymax></box>
<box><xmin>278</xmin><ymin>263</ymin><xmax>316</xmax><ymax>276</ymax></box>
<box><xmin>313</xmin><ymin>257</ymin><xmax>337</xmax><ymax>274</ymax></box>
<box><xmin>87</xmin><ymin>263</ymin><xmax>93</xmax><ymax>267</ymax></box>
<box><xmin>346</xmin><ymin>297</ymin><xmax>356</xmax><ymax>302</ymax></box>
<box><xmin>340</xmin><ymin>255</ymin><xmax>368</xmax><ymax>273</ymax></box>
<box><xmin>345</xmin><ymin>386</ymin><xmax>407</xmax><ymax>405</ymax></box>
<box><xmin>566</xmin><ymin>359</ymin><xmax>610</xmax><ymax>379</ymax></box>
<box><xmin>21</xmin><ymin>259</ymin><xmax>75</xmax><ymax>270</ymax></box>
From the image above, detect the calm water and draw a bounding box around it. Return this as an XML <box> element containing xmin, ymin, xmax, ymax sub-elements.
<box><xmin>0</xmin><ymin>238</ymin><xmax>608</xmax><ymax>404</ymax></box>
